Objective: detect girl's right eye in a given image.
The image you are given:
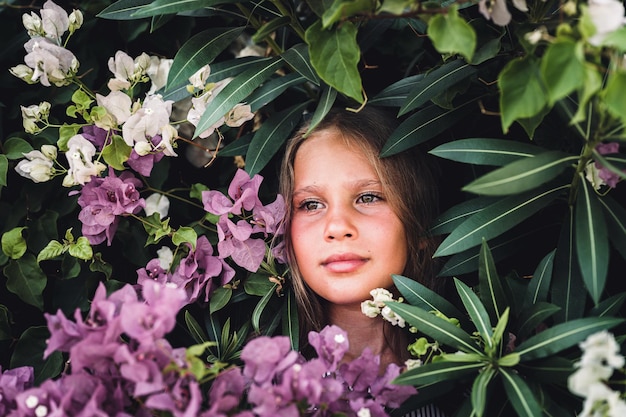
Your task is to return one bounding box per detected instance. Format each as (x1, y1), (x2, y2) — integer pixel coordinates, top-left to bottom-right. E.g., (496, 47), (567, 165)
(298, 200), (323, 211)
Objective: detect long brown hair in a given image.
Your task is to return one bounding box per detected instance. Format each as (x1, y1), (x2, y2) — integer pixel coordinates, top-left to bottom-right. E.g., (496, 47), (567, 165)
(279, 106), (440, 360)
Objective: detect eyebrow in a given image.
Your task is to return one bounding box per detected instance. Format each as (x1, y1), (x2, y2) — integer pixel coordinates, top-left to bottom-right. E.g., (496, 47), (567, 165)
(292, 179), (383, 198)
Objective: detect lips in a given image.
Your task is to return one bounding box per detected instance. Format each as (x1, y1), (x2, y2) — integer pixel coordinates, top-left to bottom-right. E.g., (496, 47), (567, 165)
(321, 253), (368, 273)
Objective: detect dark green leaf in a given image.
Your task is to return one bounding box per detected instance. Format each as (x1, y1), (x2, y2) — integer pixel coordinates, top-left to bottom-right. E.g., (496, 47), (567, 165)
(386, 302), (482, 354)
(454, 278), (494, 349)
(4, 137), (34, 160)
(252, 16), (292, 43)
(195, 58), (284, 135)
(589, 292), (626, 317)
(431, 197), (498, 235)
(252, 283), (278, 332)
(219, 133), (252, 157)
(500, 368), (543, 417)
(305, 20), (363, 103)
(247, 73), (306, 112)
(478, 240), (507, 322)
(516, 316), (624, 361)
(4, 255), (46, 310)
(434, 183), (568, 257)
(393, 360), (484, 386)
(209, 286), (232, 313)
(524, 249), (555, 307)
(97, 0), (153, 19)
(597, 194), (626, 261)
(167, 27), (244, 90)
(283, 289), (299, 351)
(185, 310), (209, 343)
(305, 83), (337, 135)
(471, 365), (496, 417)
(516, 301), (561, 340)
(0, 155), (7, 188)
(132, 0), (240, 17)
(10, 326), (63, 385)
(517, 356), (574, 385)
(575, 174), (609, 305)
(463, 151), (576, 196)
(244, 273), (276, 296)
(429, 138), (541, 166)
(370, 74), (424, 107)
(381, 102), (471, 157)
(246, 101), (309, 176)
(399, 60), (476, 116)
(0, 305), (11, 341)
(281, 43), (320, 85)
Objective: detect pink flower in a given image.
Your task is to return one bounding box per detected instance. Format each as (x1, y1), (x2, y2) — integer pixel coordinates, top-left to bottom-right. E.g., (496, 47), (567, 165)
(595, 142), (623, 189)
(216, 215), (266, 272)
(202, 169), (263, 216)
(76, 168), (145, 245)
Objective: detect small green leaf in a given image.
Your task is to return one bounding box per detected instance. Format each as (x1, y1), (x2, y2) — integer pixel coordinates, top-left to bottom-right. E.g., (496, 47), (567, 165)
(209, 286), (232, 313)
(321, 0), (374, 28)
(602, 69), (626, 126)
(185, 310), (209, 343)
(4, 137), (34, 160)
(2, 227), (27, 260)
(471, 365), (495, 416)
(252, 16), (292, 43)
(189, 183), (209, 201)
(524, 249), (555, 307)
(244, 273), (276, 296)
(101, 134), (131, 170)
(305, 84), (337, 135)
(4, 255), (46, 310)
(172, 227), (198, 250)
(0, 155), (7, 187)
(427, 5), (476, 62)
(540, 39), (585, 105)
(462, 151), (576, 196)
(498, 55), (548, 133)
(500, 368), (542, 417)
(37, 240), (66, 263)
(252, 283), (278, 332)
(68, 237), (93, 261)
(305, 20), (363, 103)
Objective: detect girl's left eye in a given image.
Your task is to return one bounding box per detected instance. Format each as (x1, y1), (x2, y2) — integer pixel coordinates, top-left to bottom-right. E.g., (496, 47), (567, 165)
(357, 193), (382, 204)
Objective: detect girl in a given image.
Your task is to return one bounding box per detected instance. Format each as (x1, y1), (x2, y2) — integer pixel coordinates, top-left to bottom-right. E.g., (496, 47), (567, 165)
(279, 105), (442, 375)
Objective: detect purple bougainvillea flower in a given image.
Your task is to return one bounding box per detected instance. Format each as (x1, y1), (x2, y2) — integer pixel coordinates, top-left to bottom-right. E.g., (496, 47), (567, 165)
(252, 194), (286, 236)
(0, 366), (34, 416)
(241, 335), (300, 384)
(145, 375), (202, 417)
(216, 215), (266, 272)
(202, 169), (263, 216)
(206, 368), (247, 414)
(308, 325), (349, 372)
(126, 135), (165, 177)
(81, 125), (110, 150)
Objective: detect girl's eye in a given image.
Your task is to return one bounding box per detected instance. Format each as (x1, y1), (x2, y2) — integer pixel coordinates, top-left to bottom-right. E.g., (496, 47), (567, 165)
(298, 200), (323, 211)
(357, 193), (382, 204)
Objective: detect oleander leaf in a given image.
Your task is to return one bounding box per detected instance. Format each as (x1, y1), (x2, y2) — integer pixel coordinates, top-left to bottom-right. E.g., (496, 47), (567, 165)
(429, 138), (541, 166)
(500, 368), (542, 417)
(393, 360), (484, 386)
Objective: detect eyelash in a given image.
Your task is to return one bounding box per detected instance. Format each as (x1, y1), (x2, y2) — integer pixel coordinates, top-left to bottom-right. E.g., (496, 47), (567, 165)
(296, 192), (383, 212)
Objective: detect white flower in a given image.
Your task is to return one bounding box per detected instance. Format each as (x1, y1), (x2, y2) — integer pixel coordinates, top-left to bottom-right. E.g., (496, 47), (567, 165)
(587, 0), (626, 46)
(15, 150), (54, 183)
(40, 0), (69, 42)
(134, 141), (153, 156)
(41, 145), (57, 160)
(370, 288), (394, 303)
(478, 0), (512, 26)
(23, 38), (78, 87)
(22, 12), (44, 38)
(361, 300), (381, 318)
(9, 64), (36, 84)
(147, 56), (173, 94)
(122, 94), (173, 147)
(357, 408), (371, 417)
(236, 44), (265, 58)
(188, 64), (211, 90)
(20, 102), (51, 134)
(381, 305), (406, 327)
(568, 365), (613, 397)
(225, 103), (254, 128)
(157, 246), (174, 269)
(157, 124), (178, 157)
(64, 134), (106, 186)
(107, 51), (151, 91)
(68, 10), (83, 34)
(579, 330), (625, 370)
(144, 193), (170, 219)
(585, 161), (606, 190)
(404, 358), (423, 370)
(96, 91), (132, 128)
(579, 382), (622, 417)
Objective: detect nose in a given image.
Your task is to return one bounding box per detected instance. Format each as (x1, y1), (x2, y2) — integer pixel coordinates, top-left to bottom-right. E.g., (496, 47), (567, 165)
(324, 207), (356, 241)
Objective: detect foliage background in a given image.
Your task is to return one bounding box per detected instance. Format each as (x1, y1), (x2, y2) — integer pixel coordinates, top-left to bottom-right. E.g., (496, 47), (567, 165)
(1, 0), (625, 415)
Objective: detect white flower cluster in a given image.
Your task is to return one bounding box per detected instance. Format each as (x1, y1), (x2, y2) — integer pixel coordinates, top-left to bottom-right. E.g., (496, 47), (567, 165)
(14, 145), (58, 183)
(587, 0), (626, 46)
(568, 331), (626, 417)
(360, 288), (406, 328)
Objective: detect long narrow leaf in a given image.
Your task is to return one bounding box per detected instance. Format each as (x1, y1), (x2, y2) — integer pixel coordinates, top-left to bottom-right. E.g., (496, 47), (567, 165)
(516, 301), (561, 340)
(589, 292), (626, 317)
(251, 283), (278, 332)
(500, 368), (543, 417)
(392, 275), (467, 328)
(166, 27), (244, 89)
(399, 60), (476, 115)
(132, 0), (239, 17)
(381, 101), (472, 157)
(185, 310), (208, 343)
(369, 74), (425, 107)
(195, 58), (284, 136)
(281, 43), (320, 85)
(597, 194), (626, 261)
(385, 302), (482, 354)
(247, 73), (306, 112)
(97, 0), (153, 19)
(517, 356), (574, 385)
(429, 138), (541, 166)
(516, 316), (624, 361)
(454, 278), (494, 349)
(478, 240), (507, 321)
(463, 151), (576, 196)
(471, 365), (496, 417)
(431, 196), (498, 236)
(434, 183), (569, 257)
(552, 206), (586, 323)
(524, 249), (555, 308)
(282, 288), (299, 351)
(393, 360), (484, 386)
(575, 173), (609, 305)
(204, 310), (222, 357)
(246, 101), (309, 175)
(305, 84), (337, 135)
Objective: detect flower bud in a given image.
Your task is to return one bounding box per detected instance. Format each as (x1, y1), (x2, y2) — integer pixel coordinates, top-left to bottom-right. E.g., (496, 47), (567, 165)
(69, 10), (83, 34)
(41, 145), (58, 160)
(134, 141), (153, 156)
(22, 12), (43, 37)
(9, 64), (35, 84)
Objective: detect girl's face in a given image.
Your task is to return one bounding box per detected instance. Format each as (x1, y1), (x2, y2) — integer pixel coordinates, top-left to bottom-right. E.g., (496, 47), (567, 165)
(290, 127), (408, 307)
